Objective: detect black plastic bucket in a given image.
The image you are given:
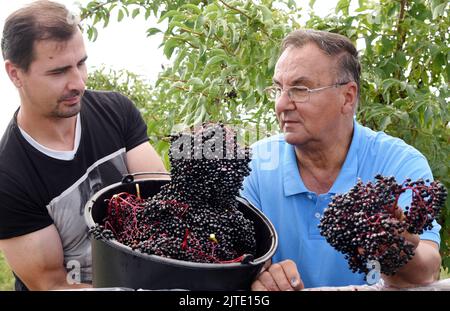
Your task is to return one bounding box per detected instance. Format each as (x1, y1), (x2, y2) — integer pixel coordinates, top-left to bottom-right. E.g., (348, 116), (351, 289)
(84, 175), (277, 290)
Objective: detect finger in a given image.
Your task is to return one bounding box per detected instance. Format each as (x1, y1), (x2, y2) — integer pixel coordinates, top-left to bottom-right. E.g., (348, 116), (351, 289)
(257, 270), (280, 291)
(251, 279), (268, 291)
(280, 260), (304, 290)
(270, 260), (304, 291)
(393, 207), (405, 220)
(267, 263), (292, 291)
(401, 231), (420, 249)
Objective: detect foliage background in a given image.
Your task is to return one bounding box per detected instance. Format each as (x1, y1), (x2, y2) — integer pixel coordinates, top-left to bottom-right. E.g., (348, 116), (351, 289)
(0, 0), (448, 290)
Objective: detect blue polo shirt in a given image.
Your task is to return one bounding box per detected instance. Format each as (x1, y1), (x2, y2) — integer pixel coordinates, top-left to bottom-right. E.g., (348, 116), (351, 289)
(241, 121), (441, 288)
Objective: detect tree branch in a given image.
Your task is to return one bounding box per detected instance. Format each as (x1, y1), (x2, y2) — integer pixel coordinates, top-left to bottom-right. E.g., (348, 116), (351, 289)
(80, 0), (118, 21)
(394, 0), (408, 79)
(396, 0), (408, 52)
(217, 0), (252, 19)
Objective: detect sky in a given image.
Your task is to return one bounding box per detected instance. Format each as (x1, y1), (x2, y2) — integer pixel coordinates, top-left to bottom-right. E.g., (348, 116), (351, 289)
(0, 0), (339, 136)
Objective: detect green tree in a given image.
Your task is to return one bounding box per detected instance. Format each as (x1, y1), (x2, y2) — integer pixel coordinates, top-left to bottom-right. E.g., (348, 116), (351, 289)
(81, 0), (449, 268)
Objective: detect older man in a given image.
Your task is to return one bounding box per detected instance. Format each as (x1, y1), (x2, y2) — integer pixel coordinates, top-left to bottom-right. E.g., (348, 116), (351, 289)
(242, 29), (441, 291)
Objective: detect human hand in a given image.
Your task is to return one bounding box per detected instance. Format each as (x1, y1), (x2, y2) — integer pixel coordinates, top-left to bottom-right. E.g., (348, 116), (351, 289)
(251, 259), (304, 291)
(393, 208), (420, 249)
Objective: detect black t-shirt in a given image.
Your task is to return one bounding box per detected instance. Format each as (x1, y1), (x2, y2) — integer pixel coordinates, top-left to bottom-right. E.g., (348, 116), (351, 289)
(0, 90), (149, 289)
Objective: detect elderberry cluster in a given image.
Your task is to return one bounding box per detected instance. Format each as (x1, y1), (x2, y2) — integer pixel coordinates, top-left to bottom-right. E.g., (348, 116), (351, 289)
(91, 123), (256, 264)
(318, 175), (447, 276)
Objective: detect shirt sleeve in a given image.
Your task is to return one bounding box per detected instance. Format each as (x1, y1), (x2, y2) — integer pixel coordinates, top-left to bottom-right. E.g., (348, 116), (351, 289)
(0, 172), (53, 239)
(114, 92), (149, 152)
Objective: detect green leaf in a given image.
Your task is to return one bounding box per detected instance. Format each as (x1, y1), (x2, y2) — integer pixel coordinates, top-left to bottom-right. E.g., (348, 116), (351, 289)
(424, 105), (433, 125)
(335, 0), (350, 14)
(145, 8), (152, 20)
(87, 26), (98, 41)
(159, 10), (181, 23)
(396, 111), (409, 122)
(118, 9), (124, 22)
(405, 85), (416, 98)
(146, 27), (162, 37)
(132, 8), (140, 19)
(258, 5), (273, 22)
(432, 3), (447, 19)
(394, 52), (407, 68)
(206, 55), (225, 66)
(256, 73), (266, 95)
(188, 77), (204, 88)
(210, 49), (228, 57)
(194, 14), (205, 31)
(163, 38), (179, 59)
(446, 61), (450, 82)
(102, 14), (110, 28)
(193, 97), (207, 125)
(180, 3), (202, 15)
(379, 115), (392, 130)
(382, 78), (398, 92)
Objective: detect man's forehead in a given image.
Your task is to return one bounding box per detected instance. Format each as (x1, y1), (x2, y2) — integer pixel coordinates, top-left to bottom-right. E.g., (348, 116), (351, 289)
(278, 44), (333, 65)
(32, 32), (85, 62)
(274, 44), (336, 82)
(34, 39), (69, 56)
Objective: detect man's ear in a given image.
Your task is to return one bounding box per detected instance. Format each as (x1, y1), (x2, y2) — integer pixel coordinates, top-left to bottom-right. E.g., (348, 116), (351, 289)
(5, 60), (23, 88)
(341, 81), (358, 115)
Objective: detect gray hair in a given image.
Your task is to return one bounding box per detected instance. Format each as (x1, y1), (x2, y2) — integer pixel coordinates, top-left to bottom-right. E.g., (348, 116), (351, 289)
(281, 29), (361, 99)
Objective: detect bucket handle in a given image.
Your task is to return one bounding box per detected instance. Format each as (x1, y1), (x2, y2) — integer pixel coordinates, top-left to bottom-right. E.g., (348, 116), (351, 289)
(121, 172), (170, 184)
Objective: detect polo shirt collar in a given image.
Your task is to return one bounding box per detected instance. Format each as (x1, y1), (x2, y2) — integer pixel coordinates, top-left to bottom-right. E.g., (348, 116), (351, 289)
(282, 119), (361, 197)
(282, 142), (309, 196)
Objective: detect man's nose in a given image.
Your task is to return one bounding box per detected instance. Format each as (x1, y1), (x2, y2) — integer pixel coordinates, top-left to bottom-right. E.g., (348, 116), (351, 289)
(275, 91), (296, 112)
(67, 68), (86, 91)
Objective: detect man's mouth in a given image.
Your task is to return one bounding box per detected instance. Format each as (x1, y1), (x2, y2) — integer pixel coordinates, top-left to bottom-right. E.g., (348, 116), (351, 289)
(60, 96), (80, 105)
(58, 91), (82, 105)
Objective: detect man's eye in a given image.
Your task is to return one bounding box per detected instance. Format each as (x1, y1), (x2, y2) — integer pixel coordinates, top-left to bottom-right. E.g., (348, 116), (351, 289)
(50, 69), (66, 75)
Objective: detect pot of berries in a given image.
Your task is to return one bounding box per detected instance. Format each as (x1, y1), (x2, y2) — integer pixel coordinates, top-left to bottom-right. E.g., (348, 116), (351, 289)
(85, 124), (278, 290)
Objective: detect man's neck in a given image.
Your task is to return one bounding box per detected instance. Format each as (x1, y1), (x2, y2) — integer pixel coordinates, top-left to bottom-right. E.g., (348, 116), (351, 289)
(17, 108), (78, 151)
(295, 122), (354, 194)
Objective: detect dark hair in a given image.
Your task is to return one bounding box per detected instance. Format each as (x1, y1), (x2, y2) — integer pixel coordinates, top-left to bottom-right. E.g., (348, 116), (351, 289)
(281, 29), (361, 99)
(1, 0), (79, 71)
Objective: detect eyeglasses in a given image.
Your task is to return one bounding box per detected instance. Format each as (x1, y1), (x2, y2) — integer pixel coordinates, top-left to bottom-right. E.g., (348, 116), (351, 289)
(265, 82), (350, 103)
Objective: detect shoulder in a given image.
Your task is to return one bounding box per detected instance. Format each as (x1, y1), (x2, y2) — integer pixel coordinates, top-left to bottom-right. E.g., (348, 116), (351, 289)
(0, 119), (25, 173)
(356, 123), (425, 160)
(81, 90), (138, 125)
(82, 90), (133, 108)
(355, 122), (431, 179)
